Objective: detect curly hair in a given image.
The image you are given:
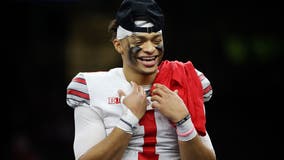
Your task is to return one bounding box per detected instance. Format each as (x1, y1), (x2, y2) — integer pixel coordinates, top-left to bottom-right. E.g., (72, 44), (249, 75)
(108, 19), (119, 41)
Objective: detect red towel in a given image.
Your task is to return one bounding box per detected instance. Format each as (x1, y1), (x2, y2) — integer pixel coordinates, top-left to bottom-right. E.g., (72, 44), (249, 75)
(150, 60), (206, 136)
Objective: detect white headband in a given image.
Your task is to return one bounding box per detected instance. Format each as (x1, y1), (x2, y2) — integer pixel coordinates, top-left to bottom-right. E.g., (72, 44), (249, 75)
(116, 20), (162, 40)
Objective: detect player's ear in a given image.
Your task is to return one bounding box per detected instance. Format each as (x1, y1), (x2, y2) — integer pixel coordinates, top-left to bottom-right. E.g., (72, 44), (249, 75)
(113, 39), (123, 54)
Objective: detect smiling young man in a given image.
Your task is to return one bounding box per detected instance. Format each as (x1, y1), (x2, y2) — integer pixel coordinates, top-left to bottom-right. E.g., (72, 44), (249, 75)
(66, 0), (216, 160)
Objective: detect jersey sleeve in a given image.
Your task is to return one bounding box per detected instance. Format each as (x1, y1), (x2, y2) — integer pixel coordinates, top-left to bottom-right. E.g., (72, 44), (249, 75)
(73, 106), (106, 159)
(66, 73), (90, 108)
(195, 69), (213, 102)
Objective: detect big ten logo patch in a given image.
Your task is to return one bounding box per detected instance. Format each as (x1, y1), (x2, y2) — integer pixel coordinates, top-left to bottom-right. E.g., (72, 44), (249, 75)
(108, 97), (120, 104)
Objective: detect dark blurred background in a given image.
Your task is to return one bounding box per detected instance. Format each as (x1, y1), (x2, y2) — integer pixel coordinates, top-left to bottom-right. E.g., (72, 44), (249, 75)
(9, 0), (283, 160)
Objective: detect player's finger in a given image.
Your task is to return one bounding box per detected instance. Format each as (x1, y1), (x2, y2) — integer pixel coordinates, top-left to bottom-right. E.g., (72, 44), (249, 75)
(174, 89), (178, 94)
(151, 95), (162, 103)
(154, 83), (172, 93)
(151, 100), (160, 109)
(131, 81), (139, 93)
(152, 87), (167, 97)
(138, 85), (145, 96)
(118, 89), (126, 98)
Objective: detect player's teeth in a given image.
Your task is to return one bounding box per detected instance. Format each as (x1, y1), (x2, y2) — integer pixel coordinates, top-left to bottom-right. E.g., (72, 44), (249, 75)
(142, 57), (155, 60)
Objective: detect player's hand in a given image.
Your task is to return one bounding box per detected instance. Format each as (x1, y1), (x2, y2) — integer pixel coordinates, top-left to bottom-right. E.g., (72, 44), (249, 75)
(118, 81), (147, 119)
(151, 83), (189, 123)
